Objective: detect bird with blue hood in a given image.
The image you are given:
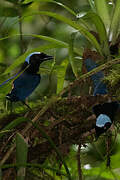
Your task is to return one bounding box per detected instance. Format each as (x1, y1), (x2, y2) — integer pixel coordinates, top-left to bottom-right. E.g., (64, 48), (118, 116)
(6, 52), (53, 105)
(83, 49), (120, 139)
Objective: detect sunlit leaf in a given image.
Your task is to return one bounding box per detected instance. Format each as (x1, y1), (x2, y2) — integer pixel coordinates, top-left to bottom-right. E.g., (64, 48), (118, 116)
(94, 0), (111, 29)
(29, 34), (68, 47)
(82, 12), (110, 57)
(56, 59), (68, 94)
(87, 0), (96, 12)
(83, 161), (120, 179)
(69, 32), (82, 78)
(109, 0), (120, 43)
(23, 0), (76, 16)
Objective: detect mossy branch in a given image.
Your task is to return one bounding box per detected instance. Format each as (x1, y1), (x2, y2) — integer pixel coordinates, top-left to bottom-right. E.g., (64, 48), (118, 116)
(60, 57), (120, 96)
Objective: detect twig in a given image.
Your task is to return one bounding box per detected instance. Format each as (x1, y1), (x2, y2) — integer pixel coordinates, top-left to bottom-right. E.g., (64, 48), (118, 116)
(0, 97), (58, 164)
(21, 96), (58, 135)
(0, 145), (15, 165)
(18, 4), (24, 54)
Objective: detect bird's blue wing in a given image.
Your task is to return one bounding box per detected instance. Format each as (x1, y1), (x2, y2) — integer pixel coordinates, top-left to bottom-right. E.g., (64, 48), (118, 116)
(9, 73), (40, 101)
(84, 58), (108, 95)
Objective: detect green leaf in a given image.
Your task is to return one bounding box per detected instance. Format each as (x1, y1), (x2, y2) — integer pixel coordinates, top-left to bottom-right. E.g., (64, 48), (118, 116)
(109, 0), (120, 43)
(0, 34), (68, 48)
(83, 165), (118, 179)
(1, 163), (67, 177)
(0, 34), (82, 82)
(24, 11), (103, 55)
(82, 12), (110, 57)
(48, 71), (57, 95)
(87, 0), (96, 12)
(69, 32), (80, 78)
(0, 7), (18, 17)
(22, 0), (34, 3)
(29, 34), (68, 47)
(56, 59), (69, 94)
(16, 133), (28, 180)
(39, 60), (68, 96)
(111, 153), (120, 169)
(23, 0), (76, 16)
(94, 0), (111, 29)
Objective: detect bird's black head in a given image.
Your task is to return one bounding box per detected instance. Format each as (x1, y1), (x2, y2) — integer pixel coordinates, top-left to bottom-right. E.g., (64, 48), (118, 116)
(110, 43), (119, 56)
(21, 52), (53, 74)
(29, 52), (53, 64)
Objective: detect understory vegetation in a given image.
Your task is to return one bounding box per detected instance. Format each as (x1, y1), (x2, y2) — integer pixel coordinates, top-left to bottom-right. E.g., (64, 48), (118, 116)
(0, 0), (120, 179)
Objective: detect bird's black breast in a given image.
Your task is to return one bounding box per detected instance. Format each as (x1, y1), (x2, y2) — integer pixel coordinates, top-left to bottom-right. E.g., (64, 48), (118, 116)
(93, 101), (120, 121)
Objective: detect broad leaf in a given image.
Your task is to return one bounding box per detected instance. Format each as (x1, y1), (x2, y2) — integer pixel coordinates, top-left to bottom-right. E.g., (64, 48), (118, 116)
(23, 0), (76, 16)
(25, 11), (103, 55)
(69, 32), (81, 78)
(0, 34), (68, 48)
(22, 0), (33, 3)
(16, 133), (28, 180)
(0, 7), (18, 17)
(56, 59), (69, 94)
(29, 34), (68, 47)
(94, 0), (111, 29)
(109, 0), (120, 43)
(82, 12), (110, 57)
(87, 0), (96, 12)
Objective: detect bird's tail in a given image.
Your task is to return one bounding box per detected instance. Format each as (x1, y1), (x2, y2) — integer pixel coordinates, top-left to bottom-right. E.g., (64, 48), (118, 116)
(0, 72), (20, 87)
(0, 63), (30, 87)
(84, 58), (108, 95)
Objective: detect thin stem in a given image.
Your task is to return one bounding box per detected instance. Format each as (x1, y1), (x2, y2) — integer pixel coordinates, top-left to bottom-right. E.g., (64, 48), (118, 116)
(106, 134), (111, 167)
(18, 4), (24, 54)
(77, 145), (83, 180)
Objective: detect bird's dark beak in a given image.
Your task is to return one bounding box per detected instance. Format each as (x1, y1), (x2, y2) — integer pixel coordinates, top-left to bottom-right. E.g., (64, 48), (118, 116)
(44, 55), (53, 61)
